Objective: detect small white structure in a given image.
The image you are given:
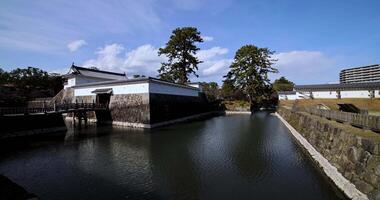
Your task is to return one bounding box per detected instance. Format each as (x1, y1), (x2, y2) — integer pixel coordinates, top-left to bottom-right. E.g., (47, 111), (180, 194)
(63, 64), (200, 97)
(63, 65), (127, 89)
(73, 78), (200, 98)
(293, 82), (380, 99)
(278, 91), (297, 100)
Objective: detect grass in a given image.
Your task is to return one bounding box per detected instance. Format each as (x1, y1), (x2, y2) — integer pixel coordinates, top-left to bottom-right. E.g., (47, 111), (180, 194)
(280, 99), (380, 112)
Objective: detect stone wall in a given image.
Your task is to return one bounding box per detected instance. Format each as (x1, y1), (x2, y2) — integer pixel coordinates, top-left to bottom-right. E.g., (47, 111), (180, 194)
(0, 113), (66, 140)
(278, 108), (380, 199)
(75, 93), (213, 127)
(108, 94), (150, 124)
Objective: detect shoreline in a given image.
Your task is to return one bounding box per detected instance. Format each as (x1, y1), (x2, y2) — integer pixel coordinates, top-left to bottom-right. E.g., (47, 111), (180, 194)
(275, 112), (368, 200)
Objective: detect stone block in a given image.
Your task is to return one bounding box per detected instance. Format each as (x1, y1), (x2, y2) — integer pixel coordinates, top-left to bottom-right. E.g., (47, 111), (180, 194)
(354, 179), (374, 194)
(348, 146), (359, 163)
(370, 189), (380, 200)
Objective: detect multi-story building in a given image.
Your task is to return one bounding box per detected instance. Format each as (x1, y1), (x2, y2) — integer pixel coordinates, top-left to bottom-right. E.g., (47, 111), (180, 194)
(340, 64), (380, 84)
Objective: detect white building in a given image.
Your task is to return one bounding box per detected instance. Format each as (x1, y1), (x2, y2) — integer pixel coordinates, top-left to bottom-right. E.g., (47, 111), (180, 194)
(340, 64), (380, 84)
(293, 82), (380, 100)
(63, 65), (127, 89)
(60, 65), (209, 128)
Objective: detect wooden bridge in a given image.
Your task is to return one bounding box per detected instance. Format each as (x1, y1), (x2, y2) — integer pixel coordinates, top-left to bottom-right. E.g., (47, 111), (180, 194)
(0, 102), (108, 126)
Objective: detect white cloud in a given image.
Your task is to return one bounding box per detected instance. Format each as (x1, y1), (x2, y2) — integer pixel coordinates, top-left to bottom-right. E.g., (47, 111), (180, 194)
(202, 59), (232, 76)
(83, 43), (125, 72)
(202, 35), (214, 42)
(198, 47), (228, 61)
(83, 43), (166, 76)
(272, 50), (338, 84)
(197, 47), (232, 81)
(67, 40), (87, 52)
(123, 44), (167, 75)
(83, 43), (231, 80)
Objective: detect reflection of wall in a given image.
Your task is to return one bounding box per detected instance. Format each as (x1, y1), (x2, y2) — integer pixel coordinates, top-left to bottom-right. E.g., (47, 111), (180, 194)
(0, 113), (66, 139)
(149, 93), (209, 124)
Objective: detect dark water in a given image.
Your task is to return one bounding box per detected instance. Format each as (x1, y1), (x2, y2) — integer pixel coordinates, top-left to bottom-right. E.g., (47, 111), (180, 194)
(0, 112), (342, 200)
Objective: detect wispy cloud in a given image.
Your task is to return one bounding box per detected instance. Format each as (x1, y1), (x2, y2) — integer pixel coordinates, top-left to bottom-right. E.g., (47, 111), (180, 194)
(67, 40), (87, 52)
(202, 35), (214, 42)
(83, 43), (165, 76)
(0, 0), (161, 53)
(272, 51), (338, 84)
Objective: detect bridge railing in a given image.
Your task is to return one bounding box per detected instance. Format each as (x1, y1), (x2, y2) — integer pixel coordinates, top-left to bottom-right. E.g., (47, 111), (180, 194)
(304, 107), (380, 132)
(0, 102), (108, 116)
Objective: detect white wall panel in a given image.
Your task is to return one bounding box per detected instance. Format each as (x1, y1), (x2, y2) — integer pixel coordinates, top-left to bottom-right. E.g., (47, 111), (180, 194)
(74, 83), (149, 96)
(149, 82), (199, 97)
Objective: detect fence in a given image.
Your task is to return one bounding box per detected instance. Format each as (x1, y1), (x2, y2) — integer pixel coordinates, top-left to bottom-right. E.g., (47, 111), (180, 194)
(305, 107), (380, 132)
(0, 102), (108, 116)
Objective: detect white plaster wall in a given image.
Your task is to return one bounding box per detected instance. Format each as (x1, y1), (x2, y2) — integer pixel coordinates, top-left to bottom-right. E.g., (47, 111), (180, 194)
(294, 89), (380, 99)
(375, 90), (380, 98)
(279, 94), (297, 100)
(340, 90), (371, 98)
(64, 78), (76, 89)
(296, 91), (312, 99)
(75, 83), (149, 96)
(150, 82), (199, 97)
(74, 82), (199, 97)
(312, 91), (337, 99)
(287, 94), (297, 100)
(188, 83), (203, 92)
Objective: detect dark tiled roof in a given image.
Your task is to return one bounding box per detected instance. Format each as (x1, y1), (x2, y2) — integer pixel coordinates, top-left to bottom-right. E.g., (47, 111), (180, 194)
(91, 88), (113, 94)
(295, 82), (380, 91)
(72, 65), (125, 76)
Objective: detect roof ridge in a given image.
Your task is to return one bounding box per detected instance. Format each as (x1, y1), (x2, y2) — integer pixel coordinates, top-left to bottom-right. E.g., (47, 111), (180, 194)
(72, 65), (125, 76)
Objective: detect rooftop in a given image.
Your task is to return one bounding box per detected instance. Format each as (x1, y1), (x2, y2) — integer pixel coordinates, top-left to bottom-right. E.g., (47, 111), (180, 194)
(63, 64), (127, 80)
(295, 82), (380, 91)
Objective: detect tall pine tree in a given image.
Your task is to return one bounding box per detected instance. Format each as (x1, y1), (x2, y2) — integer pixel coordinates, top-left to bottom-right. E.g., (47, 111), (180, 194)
(225, 45), (277, 108)
(158, 27), (203, 84)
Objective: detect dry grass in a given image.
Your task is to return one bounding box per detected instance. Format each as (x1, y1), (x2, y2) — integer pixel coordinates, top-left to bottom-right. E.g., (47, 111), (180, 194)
(280, 99), (380, 112)
(223, 100), (250, 111)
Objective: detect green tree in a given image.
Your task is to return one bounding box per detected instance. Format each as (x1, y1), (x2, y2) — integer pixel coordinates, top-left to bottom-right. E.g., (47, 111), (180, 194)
(9, 67), (49, 89)
(224, 45), (277, 107)
(0, 68), (11, 84)
(0, 67), (64, 106)
(221, 80), (246, 100)
(158, 27), (203, 84)
(202, 82), (219, 102)
(132, 74), (146, 78)
(272, 76), (294, 91)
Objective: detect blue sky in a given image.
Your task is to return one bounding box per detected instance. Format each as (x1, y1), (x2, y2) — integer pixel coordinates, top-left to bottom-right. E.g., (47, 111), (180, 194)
(1, 0), (379, 85)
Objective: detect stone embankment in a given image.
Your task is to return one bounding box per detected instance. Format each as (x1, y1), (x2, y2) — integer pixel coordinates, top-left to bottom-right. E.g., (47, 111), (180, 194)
(278, 107), (380, 200)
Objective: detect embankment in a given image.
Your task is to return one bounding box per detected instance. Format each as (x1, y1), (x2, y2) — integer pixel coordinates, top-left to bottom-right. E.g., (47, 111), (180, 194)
(0, 113), (66, 140)
(278, 107), (380, 200)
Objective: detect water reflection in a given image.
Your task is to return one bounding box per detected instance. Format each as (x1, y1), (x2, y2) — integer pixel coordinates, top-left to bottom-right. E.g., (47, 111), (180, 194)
(0, 112), (343, 200)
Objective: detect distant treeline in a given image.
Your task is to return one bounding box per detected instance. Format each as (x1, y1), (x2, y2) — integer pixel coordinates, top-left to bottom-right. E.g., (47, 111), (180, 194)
(0, 67), (64, 106)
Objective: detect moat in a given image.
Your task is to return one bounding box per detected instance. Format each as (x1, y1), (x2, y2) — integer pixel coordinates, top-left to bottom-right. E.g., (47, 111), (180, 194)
(0, 112), (343, 200)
